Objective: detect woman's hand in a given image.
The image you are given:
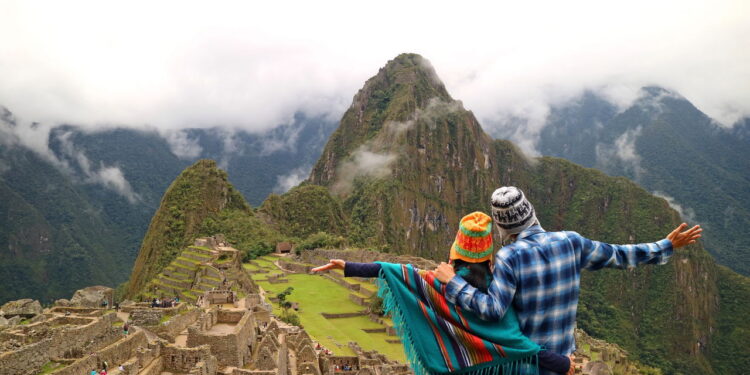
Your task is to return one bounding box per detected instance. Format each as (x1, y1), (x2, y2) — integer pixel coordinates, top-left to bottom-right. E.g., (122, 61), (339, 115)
(434, 262), (456, 283)
(311, 259), (346, 272)
(567, 354), (576, 375)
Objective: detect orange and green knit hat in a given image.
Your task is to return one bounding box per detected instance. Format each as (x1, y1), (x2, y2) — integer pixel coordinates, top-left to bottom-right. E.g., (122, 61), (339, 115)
(449, 211), (494, 263)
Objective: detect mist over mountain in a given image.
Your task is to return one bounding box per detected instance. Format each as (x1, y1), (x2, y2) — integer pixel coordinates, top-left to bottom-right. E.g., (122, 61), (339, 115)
(0, 108), (335, 304)
(496, 87), (750, 275)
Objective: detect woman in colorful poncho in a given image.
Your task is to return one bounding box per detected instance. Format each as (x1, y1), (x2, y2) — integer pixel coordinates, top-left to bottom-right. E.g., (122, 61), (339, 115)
(312, 212), (572, 375)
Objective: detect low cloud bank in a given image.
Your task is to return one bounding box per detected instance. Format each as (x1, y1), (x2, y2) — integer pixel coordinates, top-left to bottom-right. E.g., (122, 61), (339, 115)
(0, 113), (140, 203)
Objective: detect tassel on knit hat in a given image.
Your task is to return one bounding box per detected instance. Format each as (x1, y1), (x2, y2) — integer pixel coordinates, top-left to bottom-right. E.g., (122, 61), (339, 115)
(449, 212), (494, 263)
(491, 186), (538, 243)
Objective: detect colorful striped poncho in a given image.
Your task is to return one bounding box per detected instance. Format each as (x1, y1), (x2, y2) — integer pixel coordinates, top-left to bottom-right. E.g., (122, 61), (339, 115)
(376, 262), (540, 375)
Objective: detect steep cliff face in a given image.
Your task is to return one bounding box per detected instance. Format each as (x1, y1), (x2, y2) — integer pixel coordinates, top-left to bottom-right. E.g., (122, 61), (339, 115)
(126, 159), (251, 297)
(303, 53), (744, 374)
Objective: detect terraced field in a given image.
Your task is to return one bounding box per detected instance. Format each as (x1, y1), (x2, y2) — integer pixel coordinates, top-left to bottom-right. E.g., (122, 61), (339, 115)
(244, 255), (405, 362)
(141, 245), (225, 303)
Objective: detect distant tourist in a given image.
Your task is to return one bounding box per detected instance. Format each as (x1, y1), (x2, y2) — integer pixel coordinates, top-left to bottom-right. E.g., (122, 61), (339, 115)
(91, 369), (97, 375)
(103, 360), (108, 371)
(118, 364), (125, 372)
(123, 322), (129, 335)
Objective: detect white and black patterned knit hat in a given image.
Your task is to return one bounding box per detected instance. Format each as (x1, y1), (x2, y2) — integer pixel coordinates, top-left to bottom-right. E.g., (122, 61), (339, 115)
(490, 186), (538, 243)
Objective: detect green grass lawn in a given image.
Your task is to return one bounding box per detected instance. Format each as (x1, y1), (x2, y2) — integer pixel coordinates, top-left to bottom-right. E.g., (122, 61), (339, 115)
(256, 273), (405, 362)
(36, 361), (65, 375)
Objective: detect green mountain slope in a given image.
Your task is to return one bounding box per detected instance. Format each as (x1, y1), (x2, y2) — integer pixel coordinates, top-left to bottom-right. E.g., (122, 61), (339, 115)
(127, 159), (254, 297)
(533, 89), (750, 276)
(298, 53), (748, 374)
(258, 184), (348, 239)
(0, 146), (132, 303)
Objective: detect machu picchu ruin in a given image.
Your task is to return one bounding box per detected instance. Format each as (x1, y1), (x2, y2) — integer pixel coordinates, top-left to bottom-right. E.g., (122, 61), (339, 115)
(0, 237), (413, 375)
(0, 234), (660, 375)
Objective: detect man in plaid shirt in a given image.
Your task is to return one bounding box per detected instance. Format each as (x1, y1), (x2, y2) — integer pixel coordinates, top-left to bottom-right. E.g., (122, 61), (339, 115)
(435, 186), (702, 374)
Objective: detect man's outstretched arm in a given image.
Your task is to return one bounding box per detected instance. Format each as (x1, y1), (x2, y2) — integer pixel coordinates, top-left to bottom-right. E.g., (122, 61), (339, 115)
(578, 223), (702, 270)
(435, 257), (516, 321)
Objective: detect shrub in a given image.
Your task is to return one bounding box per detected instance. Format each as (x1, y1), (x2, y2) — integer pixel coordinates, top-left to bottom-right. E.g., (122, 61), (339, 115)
(295, 232), (346, 254)
(281, 313), (301, 326)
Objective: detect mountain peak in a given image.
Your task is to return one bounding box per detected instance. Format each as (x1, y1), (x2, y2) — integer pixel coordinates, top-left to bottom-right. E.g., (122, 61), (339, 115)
(309, 54), (475, 187)
(373, 53), (450, 98)
(126, 158), (249, 297)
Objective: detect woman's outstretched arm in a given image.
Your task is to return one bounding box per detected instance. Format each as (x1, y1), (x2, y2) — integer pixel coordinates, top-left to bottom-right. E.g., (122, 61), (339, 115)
(311, 259), (381, 278)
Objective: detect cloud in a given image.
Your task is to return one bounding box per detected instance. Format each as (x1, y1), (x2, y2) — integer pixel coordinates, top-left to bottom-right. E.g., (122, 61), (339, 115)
(55, 131), (141, 203)
(595, 126), (644, 180)
(0, 112), (141, 203)
(273, 165), (312, 194)
(331, 146), (398, 195)
(0, 159), (10, 175)
(653, 191), (698, 223)
(0, 1), (746, 153)
(162, 129), (203, 160)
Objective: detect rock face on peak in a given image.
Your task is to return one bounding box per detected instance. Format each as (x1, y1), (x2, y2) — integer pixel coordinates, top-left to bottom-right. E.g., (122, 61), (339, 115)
(298, 54), (750, 374)
(310, 53), (460, 187)
(126, 159), (251, 297)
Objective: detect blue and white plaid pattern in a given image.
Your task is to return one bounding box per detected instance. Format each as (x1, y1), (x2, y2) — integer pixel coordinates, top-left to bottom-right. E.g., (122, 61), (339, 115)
(446, 225), (673, 371)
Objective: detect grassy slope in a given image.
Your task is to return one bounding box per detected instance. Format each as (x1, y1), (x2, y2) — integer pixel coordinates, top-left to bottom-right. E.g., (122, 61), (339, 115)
(248, 256), (405, 362)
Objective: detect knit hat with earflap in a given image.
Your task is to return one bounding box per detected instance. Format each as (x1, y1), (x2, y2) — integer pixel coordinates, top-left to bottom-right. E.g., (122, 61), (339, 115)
(449, 212), (494, 263)
(491, 186), (538, 243)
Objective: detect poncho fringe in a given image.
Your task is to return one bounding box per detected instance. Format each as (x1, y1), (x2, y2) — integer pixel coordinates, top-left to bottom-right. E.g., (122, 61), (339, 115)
(376, 262), (539, 375)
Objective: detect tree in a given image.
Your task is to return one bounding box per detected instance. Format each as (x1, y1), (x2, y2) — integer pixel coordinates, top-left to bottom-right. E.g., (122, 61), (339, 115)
(275, 287), (300, 326)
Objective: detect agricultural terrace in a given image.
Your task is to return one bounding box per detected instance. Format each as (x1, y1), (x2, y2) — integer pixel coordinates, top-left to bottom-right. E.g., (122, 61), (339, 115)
(244, 255), (405, 362)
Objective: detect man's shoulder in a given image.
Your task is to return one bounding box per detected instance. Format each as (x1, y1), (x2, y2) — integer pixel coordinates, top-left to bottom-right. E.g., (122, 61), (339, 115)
(528, 229), (581, 243)
(498, 231), (581, 258)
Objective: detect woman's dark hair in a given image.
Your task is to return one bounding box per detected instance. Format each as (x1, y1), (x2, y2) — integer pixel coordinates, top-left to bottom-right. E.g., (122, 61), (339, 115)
(452, 259), (492, 293)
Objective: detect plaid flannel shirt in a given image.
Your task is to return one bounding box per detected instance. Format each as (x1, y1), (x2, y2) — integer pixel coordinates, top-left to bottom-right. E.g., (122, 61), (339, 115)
(445, 225), (673, 369)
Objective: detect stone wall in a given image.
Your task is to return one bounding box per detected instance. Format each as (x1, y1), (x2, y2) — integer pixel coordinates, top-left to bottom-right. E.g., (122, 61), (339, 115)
(138, 356), (164, 375)
(321, 312), (367, 319)
(277, 333), (289, 375)
(54, 330), (148, 375)
(218, 310), (245, 324)
(161, 343), (216, 374)
(278, 259), (313, 274)
(232, 369), (275, 375)
(187, 310), (256, 367)
(130, 309), (165, 326)
(323, 274), (361, 292)
(0, 337), (51, 375)
(0, 311), (123, 375)
(129, 303), (187, 326)
(48, 306), (104, 316)
(121, 302), (186, 313)
(149, 308), (202, 342)
(348, 294), (367, 307)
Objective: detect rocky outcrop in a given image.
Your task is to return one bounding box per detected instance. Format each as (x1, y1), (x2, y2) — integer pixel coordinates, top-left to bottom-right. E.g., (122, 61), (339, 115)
(0, 299), (42, 318)
(69, 286), (113, 308)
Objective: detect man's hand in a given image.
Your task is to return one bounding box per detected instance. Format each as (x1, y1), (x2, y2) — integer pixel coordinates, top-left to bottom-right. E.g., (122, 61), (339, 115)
(311, 259), (345, 272)
(434, 262), (456, 284)
(667, 223), (702, 248)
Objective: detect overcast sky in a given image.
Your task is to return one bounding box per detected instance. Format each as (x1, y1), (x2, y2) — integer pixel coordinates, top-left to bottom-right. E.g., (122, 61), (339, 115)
(1, 0), (748, 139)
